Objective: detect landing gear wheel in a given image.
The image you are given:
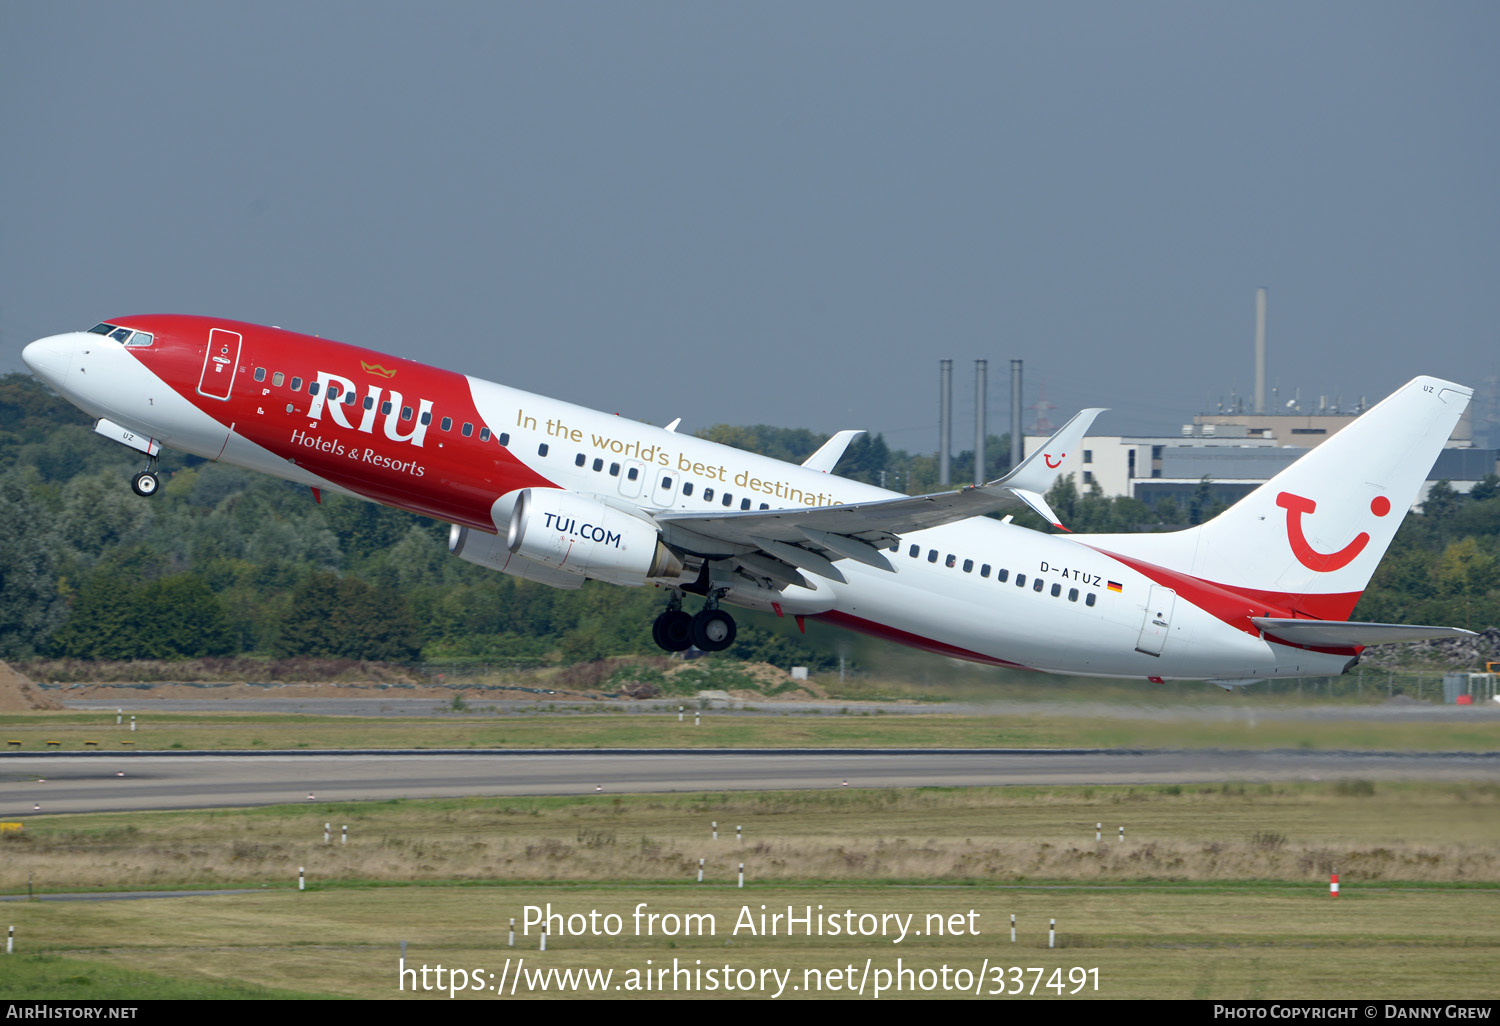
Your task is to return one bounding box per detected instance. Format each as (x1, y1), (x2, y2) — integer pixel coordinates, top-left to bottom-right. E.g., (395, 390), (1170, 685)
(690, 609), (737, 652)
(130, 471), (161, 497)
(652, 610), (694, 652)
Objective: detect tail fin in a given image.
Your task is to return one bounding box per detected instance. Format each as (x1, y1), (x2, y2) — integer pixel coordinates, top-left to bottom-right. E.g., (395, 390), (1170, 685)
(1091, 376), (1471, 620)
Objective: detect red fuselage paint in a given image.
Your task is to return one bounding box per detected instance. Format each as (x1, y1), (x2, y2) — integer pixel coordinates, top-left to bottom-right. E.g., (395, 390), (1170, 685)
(116, 314), (555, 529)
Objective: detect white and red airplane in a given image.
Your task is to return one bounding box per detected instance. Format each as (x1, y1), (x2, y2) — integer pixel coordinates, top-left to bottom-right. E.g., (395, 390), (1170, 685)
(22, 315), (1475, 685)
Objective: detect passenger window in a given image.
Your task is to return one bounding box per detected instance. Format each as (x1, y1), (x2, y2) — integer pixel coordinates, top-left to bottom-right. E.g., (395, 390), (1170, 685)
(703, 488), (714, 502)
(479, 427), (490, 440)
(462, 423), (473, 436)
(759, 503), (769, 510)
(662, 477), (673, 490)
(254, 368), (267, 382)
(592, 458), (604, 472)
(380, 400), (392, 415)
(945, 554), (956, 568)
(441, 417), (453, 431)
(290, 377), (303, 392)
(997, 568), (1009, 582)
(740, 498), (751, 510)
(927, 550), (938, 563)
(401, 406), (412, 421)
(1068, 588), (1079, 602)
(909, 545), (920, 558)
(722, 493), (733, 507)
(609, 462), (620, 477)
(363, 396), (375, 410)
(683, 483), (694, 496)
(538, 443), (548, 456)
(499, 433), (509, 445)
(344, 392), (357, 406)
(981, 564), (991, 577)
(1016, 574), (1026, 587)
(1051, 583), (1061, 597)
(308, 382), (320, 396)
(273, 372), (285, 387)
(575, 453), (586, 467)
(327, 384), (341, 399)
(962, 559), (973, 573)
(1086, 593), (1096, 607)
(628, 467), (639, 481)
(1033, 578), (1044, 592)
(420, 412), (432, 426)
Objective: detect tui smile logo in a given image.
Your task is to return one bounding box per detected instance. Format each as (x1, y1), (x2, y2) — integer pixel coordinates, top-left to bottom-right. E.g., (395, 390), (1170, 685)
(1276, 491), (1391, 572)
(1044, 453), (1063, 469)
(361, 361), (397, 378)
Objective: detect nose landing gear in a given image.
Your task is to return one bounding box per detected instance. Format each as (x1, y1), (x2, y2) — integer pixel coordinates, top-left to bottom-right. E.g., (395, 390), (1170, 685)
(130, 456), (161, 497)
(652, 591), (737, 653)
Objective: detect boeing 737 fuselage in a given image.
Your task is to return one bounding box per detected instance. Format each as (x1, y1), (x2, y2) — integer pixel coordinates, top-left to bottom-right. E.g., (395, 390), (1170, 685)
(22, 315), (1476, 686)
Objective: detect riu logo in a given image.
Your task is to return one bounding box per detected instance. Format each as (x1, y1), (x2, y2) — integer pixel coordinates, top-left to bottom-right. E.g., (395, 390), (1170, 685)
(1277, 491), (1391, 572)
(306, 371), (434, 447)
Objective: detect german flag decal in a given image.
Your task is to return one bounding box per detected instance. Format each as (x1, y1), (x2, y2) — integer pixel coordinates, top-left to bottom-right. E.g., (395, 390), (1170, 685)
(1107, 581), (1123, 593)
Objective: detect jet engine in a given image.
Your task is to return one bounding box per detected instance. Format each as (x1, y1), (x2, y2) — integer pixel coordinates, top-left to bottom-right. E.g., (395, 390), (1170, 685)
(505, 489), (683, 586)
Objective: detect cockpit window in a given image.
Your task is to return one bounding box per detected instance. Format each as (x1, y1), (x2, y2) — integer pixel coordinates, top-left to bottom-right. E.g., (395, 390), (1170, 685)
(94, 325), (153, 346)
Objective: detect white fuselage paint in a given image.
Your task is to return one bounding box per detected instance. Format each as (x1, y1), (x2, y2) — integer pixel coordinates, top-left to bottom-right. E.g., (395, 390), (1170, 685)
(464, 374), (1345, 680)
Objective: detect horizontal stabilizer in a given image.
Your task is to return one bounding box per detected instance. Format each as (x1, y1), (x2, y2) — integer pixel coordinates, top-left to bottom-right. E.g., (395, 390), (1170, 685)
(1252, 618), (1477, 647)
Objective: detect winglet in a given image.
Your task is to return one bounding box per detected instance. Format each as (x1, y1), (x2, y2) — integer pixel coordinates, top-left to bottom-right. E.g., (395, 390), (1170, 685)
(664, 418), (681, 433)
(995, 408), (1106, 494)
(802, 429), (866, 473)
(1011, 488), (1068, 531)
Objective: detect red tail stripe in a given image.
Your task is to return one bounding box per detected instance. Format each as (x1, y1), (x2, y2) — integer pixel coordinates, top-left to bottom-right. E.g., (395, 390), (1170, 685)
(1093, 547), (1363, 639)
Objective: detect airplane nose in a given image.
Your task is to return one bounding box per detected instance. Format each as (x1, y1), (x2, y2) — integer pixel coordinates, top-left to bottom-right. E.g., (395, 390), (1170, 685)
(22, 333), (78, 388)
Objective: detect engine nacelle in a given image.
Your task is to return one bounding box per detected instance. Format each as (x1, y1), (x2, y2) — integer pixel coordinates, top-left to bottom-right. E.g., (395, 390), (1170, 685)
(507, 489), (683, 586)
(448, 523), (585, 589)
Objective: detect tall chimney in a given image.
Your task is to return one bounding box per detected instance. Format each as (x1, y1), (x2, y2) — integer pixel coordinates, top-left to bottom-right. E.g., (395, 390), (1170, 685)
(1255, 287), (1267, 415)
(939, 359), (952, 486)
(1010, 359), (1023, 471)
(974, 359), (987, 485)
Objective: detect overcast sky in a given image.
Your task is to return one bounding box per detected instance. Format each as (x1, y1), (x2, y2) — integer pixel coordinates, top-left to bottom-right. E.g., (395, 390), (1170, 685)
(2, 2), (1496, 445)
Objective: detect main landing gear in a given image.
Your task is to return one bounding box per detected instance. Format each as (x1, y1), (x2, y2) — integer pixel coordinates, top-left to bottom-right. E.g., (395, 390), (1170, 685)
(652, 592), (737, 653)
(129, 456), (161, 498)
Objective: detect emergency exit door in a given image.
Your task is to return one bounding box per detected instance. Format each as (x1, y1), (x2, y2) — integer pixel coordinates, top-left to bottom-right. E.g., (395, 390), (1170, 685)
(1135, 584), (1176, 656)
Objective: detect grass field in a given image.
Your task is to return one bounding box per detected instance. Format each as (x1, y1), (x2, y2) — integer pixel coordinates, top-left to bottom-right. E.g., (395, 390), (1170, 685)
(3, 783), (1497, 999)
(2, 708), (1497, 752)
(5, 784), (1498, 895)
(6, 884), (1497, 999)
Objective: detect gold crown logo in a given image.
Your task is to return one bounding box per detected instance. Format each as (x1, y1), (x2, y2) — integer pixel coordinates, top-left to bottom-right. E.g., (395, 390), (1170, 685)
(361, 361), (397, 378)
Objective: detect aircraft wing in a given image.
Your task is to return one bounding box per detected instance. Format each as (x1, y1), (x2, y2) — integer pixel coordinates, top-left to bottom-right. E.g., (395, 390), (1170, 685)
(1251, 618), (1478, 647)
(654, 407), (1106, 584)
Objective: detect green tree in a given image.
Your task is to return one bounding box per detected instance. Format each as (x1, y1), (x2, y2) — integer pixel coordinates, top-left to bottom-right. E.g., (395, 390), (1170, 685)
(274, 572), (421, 661)
(0, 469), (67, 656)
(1422, 480), (1461, 519)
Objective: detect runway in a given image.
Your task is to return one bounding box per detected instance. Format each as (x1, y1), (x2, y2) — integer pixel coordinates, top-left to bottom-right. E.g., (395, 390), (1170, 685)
(3, 748), (1496, 815)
